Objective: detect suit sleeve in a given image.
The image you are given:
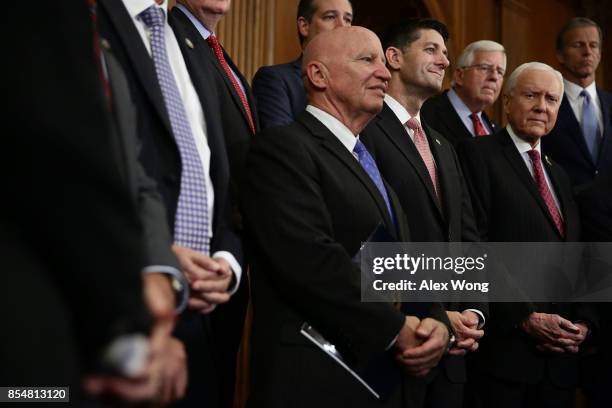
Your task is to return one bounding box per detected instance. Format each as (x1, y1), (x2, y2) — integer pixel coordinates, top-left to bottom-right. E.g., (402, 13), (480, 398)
(242, 129), (405, 364)
(252, 66), (296, 130)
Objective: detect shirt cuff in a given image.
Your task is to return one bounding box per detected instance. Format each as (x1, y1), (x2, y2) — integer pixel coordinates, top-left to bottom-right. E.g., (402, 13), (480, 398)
(101, 334), (149, 378)
(142, 265), (189, 314)
(212, 251), (242, 296)
(386, 334), (399, 351)
(464, 309), (486, 329)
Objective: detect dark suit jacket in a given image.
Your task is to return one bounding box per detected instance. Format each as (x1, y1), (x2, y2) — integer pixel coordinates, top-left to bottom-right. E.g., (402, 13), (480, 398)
(252, 56), (308, 130)
(171, 7), (258, 187)
(458, 129), (590, 387)
(421, 90), (497, 148)
(2, 1), (149, 398)
(541, 89), (612, 189)
(361, 104), (484, 386)
(243, 111), (411, 407)
(98, 2), (242, 406)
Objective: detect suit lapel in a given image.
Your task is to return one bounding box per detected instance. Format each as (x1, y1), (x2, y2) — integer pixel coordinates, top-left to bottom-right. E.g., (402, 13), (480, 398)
(542, 155), (571, 239)
(298, 113), (395, 230)
(596, 87), (612, 166)
(439, 92), (473, 140)
(558, 94), (594, 165)
(377, 105), (442, 213)
(99, 0), (172, 134)
(499, 131), (563, 236)
(424, 124), (451, 220)
(481, 111), (497, 134)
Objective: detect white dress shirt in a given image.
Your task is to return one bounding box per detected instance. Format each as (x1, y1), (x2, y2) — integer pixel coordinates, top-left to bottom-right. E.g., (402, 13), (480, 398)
(507, 125), (563, 216)
(447, 88), (493, 136)
(121, 0), (241, 291)
(306, 105), (361, 157)
(564, 79), (604, 134)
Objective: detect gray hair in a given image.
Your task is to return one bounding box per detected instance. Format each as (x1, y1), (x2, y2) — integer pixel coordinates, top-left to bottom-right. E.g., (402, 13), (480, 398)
(503, 62), (564, 96)
(451, 40), (506, 86)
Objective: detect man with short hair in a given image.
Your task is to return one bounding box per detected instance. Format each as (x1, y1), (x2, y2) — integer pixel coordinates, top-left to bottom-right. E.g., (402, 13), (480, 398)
(252, 0), (353, 130)
(459, 62), (594, 408)
(243, 26), (451, 407)
(421, 40), (505, 147)
(542, 17), (612, 189)
(361, 19), (485, 408)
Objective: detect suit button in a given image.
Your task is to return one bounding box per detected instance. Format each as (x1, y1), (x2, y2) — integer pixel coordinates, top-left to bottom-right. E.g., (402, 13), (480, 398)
(595, 170), (599, 175)
(163, 174), (178, 186)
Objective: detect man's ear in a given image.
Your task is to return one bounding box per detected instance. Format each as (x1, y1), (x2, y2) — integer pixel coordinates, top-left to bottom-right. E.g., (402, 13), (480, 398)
(297, 17), (310, 40)
(385, 47), (402, 71)
(454, 68), (465, 87)
(306, 61), (328, 90)
(502, 93), (511, 115)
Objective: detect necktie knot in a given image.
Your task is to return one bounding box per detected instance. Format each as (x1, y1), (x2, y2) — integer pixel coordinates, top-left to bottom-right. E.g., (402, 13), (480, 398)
(207, 34), (220, 48)
(139, 5), (165, 28)
(469, 112), (488, 137)
(580, 89), (591, 103)
(353, 139), (367, 156)
(527, 148), (541, 164)
(405, 117), (422, 132)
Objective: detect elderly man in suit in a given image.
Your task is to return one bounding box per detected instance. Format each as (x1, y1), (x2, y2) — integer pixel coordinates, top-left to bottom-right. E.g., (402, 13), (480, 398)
(252, 0), (353, 130)
(542, 17), (612, 189)
(421, 40), (505, 147)
(98, 1), (243, 406)
(243, 26), (452, 408)
(170, 1), (259, 405)
(361, 19), (485, 408)
(459, 62), (594, 408)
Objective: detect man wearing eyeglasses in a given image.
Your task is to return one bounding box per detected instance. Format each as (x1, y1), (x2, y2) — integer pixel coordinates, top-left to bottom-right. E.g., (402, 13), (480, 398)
(541, 17), (612, 189)
(421, 40), (506, 148)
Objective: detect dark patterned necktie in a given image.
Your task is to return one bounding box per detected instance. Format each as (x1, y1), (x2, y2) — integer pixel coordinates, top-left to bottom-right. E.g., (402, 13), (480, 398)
(527, 149), (564, 237)
(207, 34), (255, 134)
(469, 112), (488, 137)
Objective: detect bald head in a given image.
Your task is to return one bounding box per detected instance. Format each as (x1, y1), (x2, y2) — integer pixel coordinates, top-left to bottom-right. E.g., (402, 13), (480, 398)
(301, 26), (390, 134)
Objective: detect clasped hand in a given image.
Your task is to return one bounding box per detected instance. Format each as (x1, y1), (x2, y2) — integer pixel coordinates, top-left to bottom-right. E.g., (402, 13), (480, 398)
(394, 316), (449, 377)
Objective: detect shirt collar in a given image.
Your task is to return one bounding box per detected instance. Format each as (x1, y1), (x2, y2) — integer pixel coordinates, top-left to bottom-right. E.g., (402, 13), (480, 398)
(175, 3), (213, 39)
(384, 94), (421, 125)
(506, 124), (541, 155)
(306, 105), (358, 153)
(122, 0), (167, 21)
(448, 87), (481, 118)
(564, 78), (597, 102)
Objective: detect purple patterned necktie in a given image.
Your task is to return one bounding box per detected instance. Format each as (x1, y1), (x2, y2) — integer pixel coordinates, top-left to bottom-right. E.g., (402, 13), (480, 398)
(353, 139), (394, 222)
(140, 6), (209, 254)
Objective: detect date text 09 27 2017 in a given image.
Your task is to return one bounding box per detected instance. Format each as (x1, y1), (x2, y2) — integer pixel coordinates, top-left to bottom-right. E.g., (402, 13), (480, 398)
(0, 387), (69, 402)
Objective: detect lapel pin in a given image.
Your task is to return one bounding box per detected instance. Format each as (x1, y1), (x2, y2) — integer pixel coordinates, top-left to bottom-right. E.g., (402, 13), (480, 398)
(545, 155), (552, 166)
(185, 38), (194, 49)
(435, 138), (441, 145)
(100, 38), (111, 51)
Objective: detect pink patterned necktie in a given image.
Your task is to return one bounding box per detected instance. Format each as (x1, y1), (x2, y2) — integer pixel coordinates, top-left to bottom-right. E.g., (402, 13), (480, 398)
(406, 117), (440, 200)
(207, 35), (255, 134)
(527, 149), (565, 237)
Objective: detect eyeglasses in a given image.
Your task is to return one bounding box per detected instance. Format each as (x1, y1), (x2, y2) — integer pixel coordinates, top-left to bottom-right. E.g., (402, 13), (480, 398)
(463, 63), (505, 77)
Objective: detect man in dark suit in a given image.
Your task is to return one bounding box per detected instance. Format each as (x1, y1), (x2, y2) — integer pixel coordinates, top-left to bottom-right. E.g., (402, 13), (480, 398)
(170, 1), (257, 405)
(542, 17), (612, 189)
(243, 26), (452, 408)
(252, 0), (353, 130)
(2, 2), (184, 405)
(421, 40), (505, 148)
(576, 173), (612, 408)
(459, 62), (593, 408)
(361, 19), (485, 408)
(98, 1), (243, 406)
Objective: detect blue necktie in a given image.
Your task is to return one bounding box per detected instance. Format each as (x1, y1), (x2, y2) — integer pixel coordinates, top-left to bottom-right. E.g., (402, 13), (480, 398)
(140, 6), (210, 254)
(580, 89), (601, 162)
(353, 139), (394, 223)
